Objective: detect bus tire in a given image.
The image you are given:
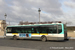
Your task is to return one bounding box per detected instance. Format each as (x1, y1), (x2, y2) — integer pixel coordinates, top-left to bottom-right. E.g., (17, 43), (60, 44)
(13, 35), (17, 40)
(41, 36), (47, 42)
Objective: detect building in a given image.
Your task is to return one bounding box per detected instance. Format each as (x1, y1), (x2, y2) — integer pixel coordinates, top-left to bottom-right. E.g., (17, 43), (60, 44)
(0, 20), (6, 36)
(67, 26), (75, 37)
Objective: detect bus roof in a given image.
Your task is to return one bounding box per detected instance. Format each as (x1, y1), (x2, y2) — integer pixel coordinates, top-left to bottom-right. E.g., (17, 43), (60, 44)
(7, 23), (63, 27)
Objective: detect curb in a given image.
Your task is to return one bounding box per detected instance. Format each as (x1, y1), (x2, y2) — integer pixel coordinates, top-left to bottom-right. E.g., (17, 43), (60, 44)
(0, 36), (6, 38)
(67, 37), (75, 40)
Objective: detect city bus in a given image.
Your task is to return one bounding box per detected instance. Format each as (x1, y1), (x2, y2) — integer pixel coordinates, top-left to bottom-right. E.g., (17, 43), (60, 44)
(6, 23), (67, 42)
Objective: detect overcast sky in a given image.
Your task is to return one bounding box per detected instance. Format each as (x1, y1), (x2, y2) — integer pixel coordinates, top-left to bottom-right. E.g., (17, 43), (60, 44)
(0, 0), (75, 26)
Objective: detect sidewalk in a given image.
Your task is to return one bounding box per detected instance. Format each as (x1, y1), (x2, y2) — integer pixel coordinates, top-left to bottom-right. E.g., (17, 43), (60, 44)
(67, 37), (75, 40)
(0, 46), (39, 50)
(0, 36), (6, 38)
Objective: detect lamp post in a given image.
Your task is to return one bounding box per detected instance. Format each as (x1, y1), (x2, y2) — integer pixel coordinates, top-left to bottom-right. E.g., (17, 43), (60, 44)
(4, 13), (7, 22)
(4, 13), (7, 26)
(38, 8), (41, 24)
(4, 13), (7, 37)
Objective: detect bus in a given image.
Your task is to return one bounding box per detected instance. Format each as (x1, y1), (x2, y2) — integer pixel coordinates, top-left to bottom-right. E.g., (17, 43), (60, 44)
(6, 23), (67, 42)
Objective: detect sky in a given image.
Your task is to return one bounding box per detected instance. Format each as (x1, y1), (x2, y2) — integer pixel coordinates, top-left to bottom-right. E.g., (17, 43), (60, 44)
(0, 0), (75, 26)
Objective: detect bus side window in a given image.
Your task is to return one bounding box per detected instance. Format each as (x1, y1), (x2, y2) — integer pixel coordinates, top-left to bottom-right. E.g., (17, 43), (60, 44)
(52, 27), (57, 33)
(35, 28), (39, 33)
(58, 25), (62, 33)
(27, 28), (31, 33)
(22, 29), (24, 33)
(31, 28), (34, 33)
(48, 28), (53, 33)
(47, 27), (57, 33)
(31, 28), (36, 33)
(16, 30), (19, 33)
(7, 27), (12, 33)
(24, 28), (27, 33)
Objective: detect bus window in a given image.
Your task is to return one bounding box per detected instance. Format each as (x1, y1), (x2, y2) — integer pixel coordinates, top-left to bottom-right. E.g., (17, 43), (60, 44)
(31, 28), (35, 33)
(35, 27), (47, 33)
(37, 27), (44, 33)
(7, 27), (12, 33)
(32, 28), (34, 30)
(52, 27), (57, 33)
(48, 26), (57, 33)
(24, 28), (31, 33)
(58, 25), (62, 33)
(41, 27), (47, 33)
(15, 29), (20, 33)
(36, 29), (39, 33)
(23, 27), (36, 33)
(64, 24), (67, 31)
(47, 28), (52, 33)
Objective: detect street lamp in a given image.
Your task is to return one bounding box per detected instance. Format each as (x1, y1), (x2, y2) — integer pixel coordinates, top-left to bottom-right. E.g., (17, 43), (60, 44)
(38, 8), (41, 24)
(4, 13), (7, 37)
(4, 13), (7, 22)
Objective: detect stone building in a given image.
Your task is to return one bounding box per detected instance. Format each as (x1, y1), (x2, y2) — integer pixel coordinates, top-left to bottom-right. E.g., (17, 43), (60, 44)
(67, 26), (75, 37)
(0, 20), (6, 36)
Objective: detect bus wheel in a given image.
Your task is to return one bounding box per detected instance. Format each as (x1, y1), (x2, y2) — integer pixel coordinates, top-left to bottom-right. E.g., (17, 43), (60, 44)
(13, 35), (17, 40)
(41, 36), (47, 42)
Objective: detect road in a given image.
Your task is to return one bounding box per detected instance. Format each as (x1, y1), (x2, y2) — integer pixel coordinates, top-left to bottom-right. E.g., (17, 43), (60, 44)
(0, 38), (75, 50)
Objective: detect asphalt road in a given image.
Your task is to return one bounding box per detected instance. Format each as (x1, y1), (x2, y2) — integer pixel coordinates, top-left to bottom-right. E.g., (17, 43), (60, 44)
(0, 38), (75, 50)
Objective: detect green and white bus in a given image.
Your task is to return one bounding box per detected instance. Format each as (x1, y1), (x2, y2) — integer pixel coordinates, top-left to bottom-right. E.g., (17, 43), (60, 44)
(6, 23), (67, 41)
